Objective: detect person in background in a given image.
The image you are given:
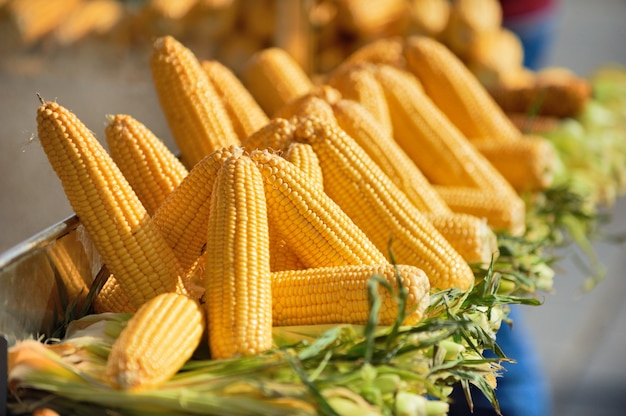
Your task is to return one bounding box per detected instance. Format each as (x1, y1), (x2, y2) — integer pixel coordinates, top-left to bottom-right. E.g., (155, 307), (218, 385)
(448, 1), (561, 415)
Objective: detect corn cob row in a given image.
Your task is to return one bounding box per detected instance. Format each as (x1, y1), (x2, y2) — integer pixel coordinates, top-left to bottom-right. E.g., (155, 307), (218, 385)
(106, 292), (205, 391)
(204, 151), (273, 359)
(284, 142), (324, 189)
(150, 35), (239, 168)
(372, 63), (526, 234)
(241, 47), (315, 116)
(200, 59), (270, 141)
(293, 116), (476, 290)
(271, 264), (430, 326)
(36, 100), (186, 309)
(105, 114), (188, 216)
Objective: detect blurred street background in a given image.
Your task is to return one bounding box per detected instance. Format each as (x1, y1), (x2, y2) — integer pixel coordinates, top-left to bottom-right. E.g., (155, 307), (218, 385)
(1, 1), (626, 414)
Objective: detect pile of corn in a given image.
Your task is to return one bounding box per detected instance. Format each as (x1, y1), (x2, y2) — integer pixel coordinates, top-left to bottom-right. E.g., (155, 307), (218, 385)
(7, 30), (618, 415)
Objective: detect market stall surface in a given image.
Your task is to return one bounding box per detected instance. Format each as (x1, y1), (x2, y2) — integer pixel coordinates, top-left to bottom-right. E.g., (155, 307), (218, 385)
(1, 0), (626, 415)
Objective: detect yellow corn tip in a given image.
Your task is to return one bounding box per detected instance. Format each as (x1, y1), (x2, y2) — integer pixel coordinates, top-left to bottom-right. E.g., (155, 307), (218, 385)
(293, 116), (475, 291)
(326, 63), (393, 138)
(250, 149), (388, 268)
(241, 47), (315, 116)
(242, 117), (296, 154)
(473, 135), (558, 192)
(285, 142), (324, 189)
(153, 146), (234, 272)
(273, 85), (340, 122)
(36, 101), (183, 308)
(435, 186), (526, 236)
(106, 292), (205, 391)
(150, 35), (239, 169)
(204, 151), (273, 359)
(271, 264), (430, 327)
(201, 59), (270, 141)
(403, 35), (522, 143)
(93, 274), (135, 314)
(426, 213), (498, 264)
(105, 114), (188, 216)
(329, 97), (452, 216)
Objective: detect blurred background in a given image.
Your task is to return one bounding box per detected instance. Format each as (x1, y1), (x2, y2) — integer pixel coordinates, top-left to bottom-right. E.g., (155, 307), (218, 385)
(1, 0), (626, 414)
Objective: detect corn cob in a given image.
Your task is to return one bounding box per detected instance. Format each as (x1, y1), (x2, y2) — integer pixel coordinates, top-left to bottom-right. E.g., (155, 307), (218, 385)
(326, 63), (393, 138)
(152, 147), (233, 272)
(435, 186), (526, 236)
(106, 293), (204, 390)
(200, 59), (270, 141)
(7, 0), (83, 45)
(150, 35), (239, 168)
(46, 236), (91, 313)
(425, 213), (497, 264)
(241, 47), (315, 116)
(272, 264), (430, 326)
(93, 274), (134, 314)
(284, 142), (324, 189)
(406, 0), (451, 38)
(403, 35), (521, 143)
(37, 100), (185, 308)
(472, 135), (558, 192)
(293, 116), (475, 290)
(54, 0), (124, 45)
(105, 114), (188, 216)
(250, 149), (388, 268)
(204, 151), (273, 359)
(334, 0), (410, 40)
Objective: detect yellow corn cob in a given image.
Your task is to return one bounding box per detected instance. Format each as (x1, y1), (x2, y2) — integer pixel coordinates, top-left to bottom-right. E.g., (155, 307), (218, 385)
(293, 116), (475, 290)
(7, 0), (83, 44)
(105, 114), (188, 216)
(242, 117), (296, 153)
(152, 147), (233, 272)
(46, 237), (91, 312)
(54, 0), (124, 45)
(473, 135), (557, 192)
(93, 274), (134, 314)
(403, 35), (522, 143)
(106, 293), (205, 391)
(150, 35), (239, 168)
(328, 96), (452, 216)
(241, 47), (315, 116)
(335, 0), (410, 40)
(272, 264), (430, 326)
(284, 142), (324, 189)
(250, 149), (388, 268)
(435, 186), (526, 236)
(326, 63), (393, 138)
(37, 101), (185, 308)
(406, 0), (451, 38)
(372, 64), (526, 234)
(200, 59), (270, 141)
(426, 213), (497, 264)
(204, 151), (273, 359)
